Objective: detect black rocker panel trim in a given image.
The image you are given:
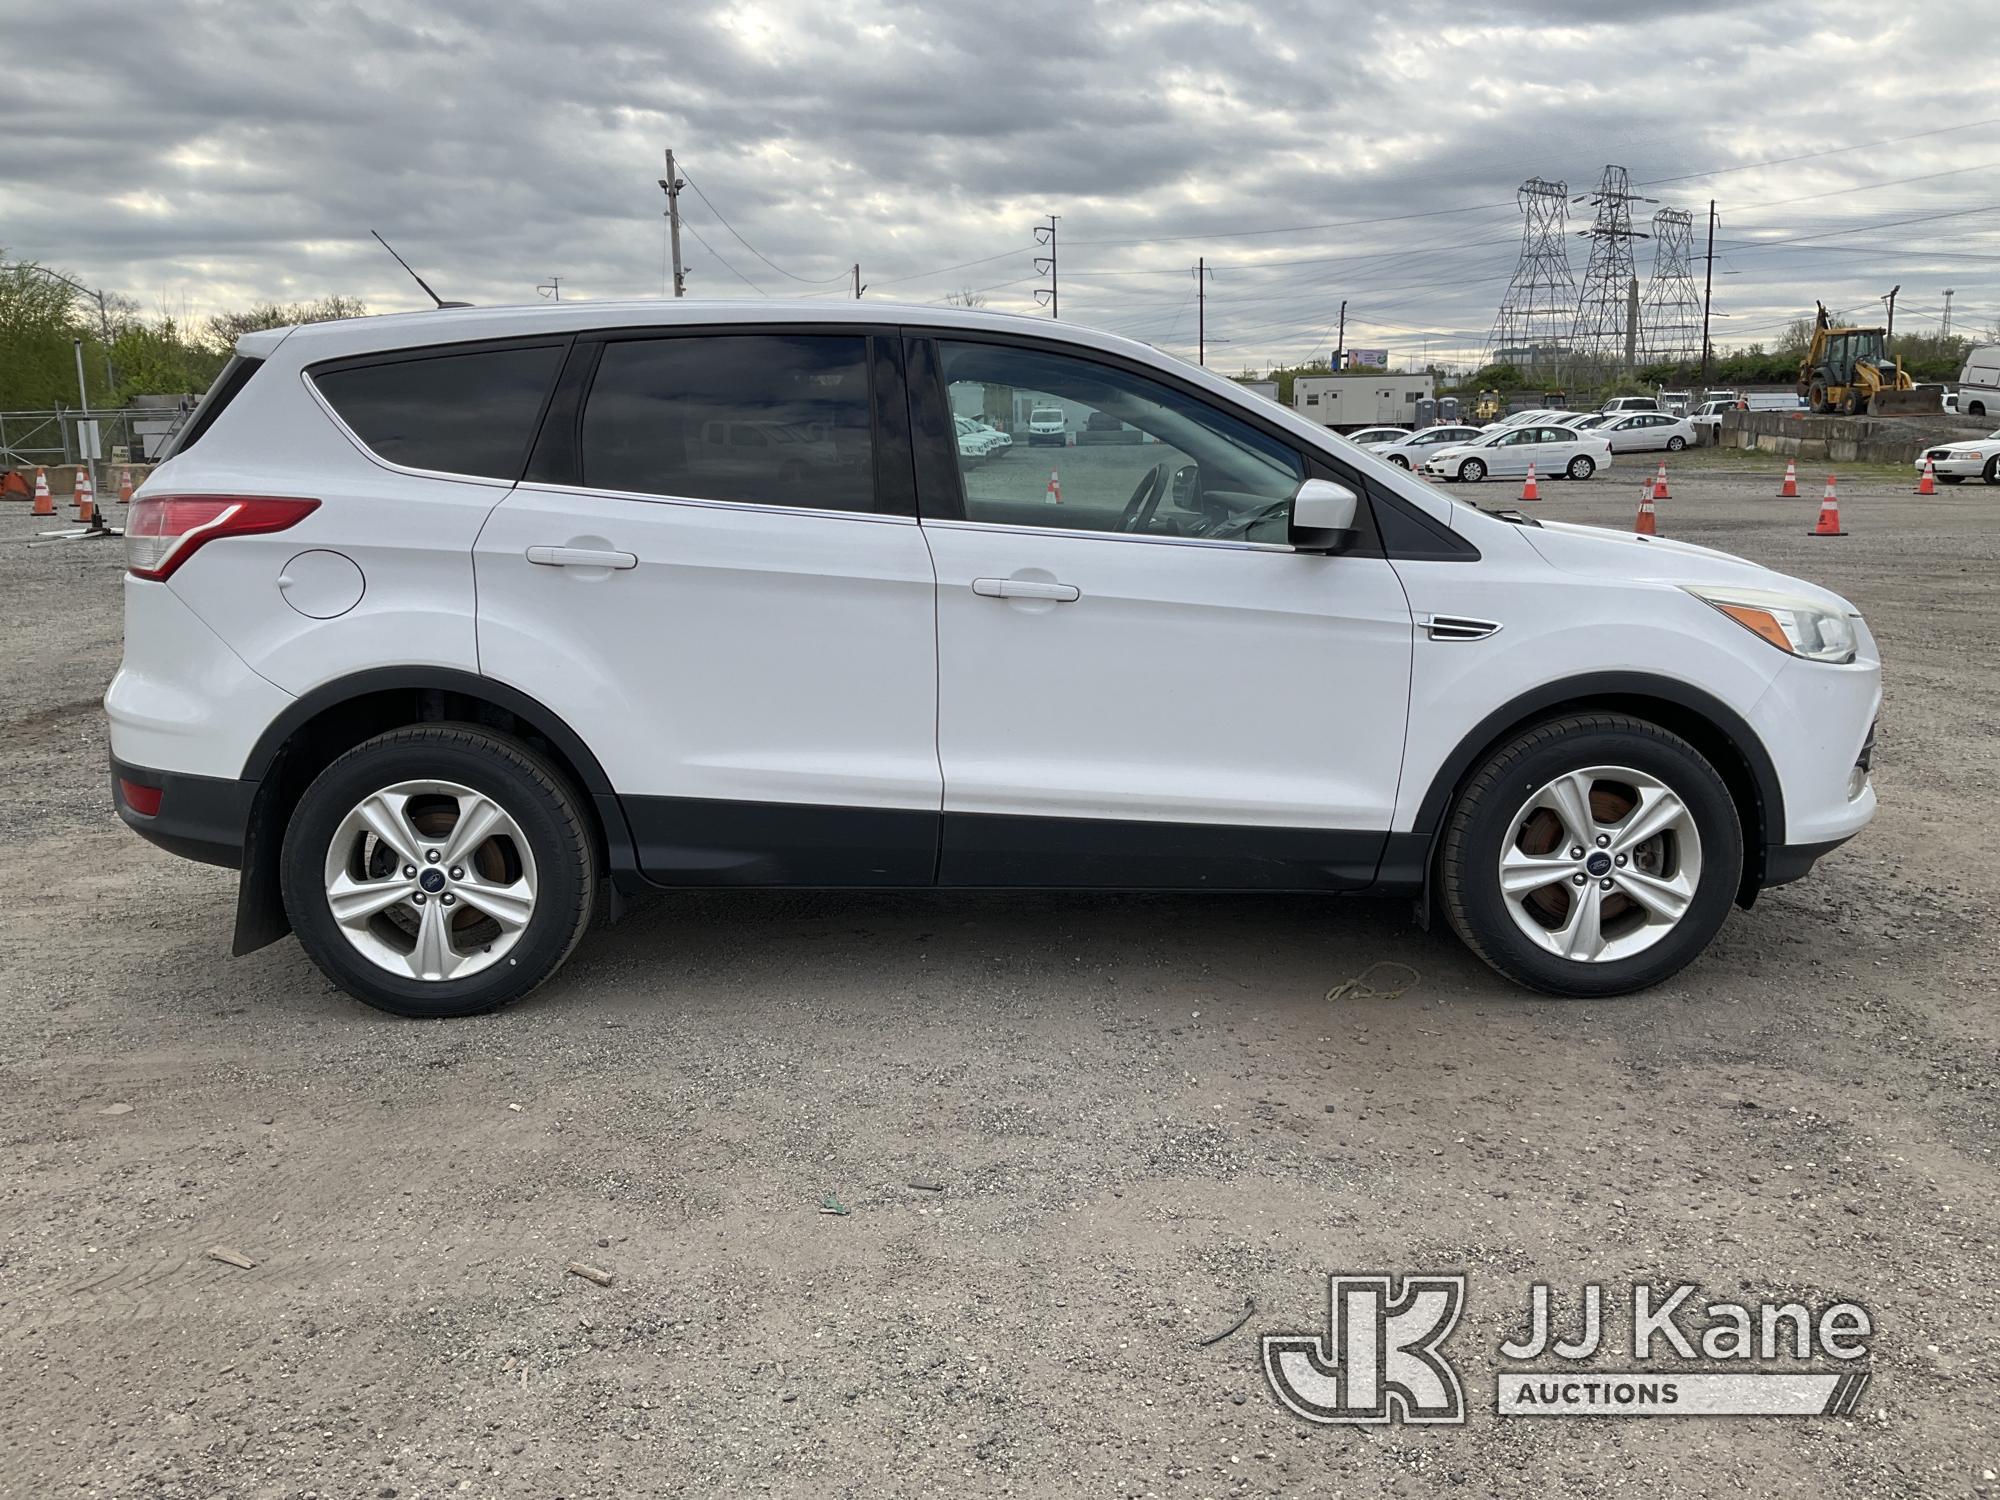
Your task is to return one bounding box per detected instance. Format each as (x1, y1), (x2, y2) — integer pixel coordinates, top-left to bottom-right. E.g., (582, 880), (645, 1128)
(622, 796), (940, 887)
(939, 812), (1384, 891)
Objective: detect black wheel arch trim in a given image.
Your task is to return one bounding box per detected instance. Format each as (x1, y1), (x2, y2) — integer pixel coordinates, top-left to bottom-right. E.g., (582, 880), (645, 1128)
(230, 668), (640, 955)
(243, 667), (617, 796)
(1390, 672), (1787, 906)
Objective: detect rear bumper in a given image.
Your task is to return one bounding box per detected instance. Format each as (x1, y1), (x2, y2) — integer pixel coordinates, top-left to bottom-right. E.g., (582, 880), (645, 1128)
(111, 758), (255, 869)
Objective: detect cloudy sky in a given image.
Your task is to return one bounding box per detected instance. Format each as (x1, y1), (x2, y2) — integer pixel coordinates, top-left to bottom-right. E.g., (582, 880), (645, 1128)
(5, 0), (1997, 372)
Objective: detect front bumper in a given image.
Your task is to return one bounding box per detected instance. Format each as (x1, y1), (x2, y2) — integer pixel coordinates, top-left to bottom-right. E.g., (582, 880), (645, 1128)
(111, 758), (255, 869)
(1914, 452), (1987, 477)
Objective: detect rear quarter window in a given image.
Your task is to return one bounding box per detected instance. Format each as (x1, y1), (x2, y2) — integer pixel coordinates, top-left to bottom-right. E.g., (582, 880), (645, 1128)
(311, 342), (566, 479)
(164, 354), (264, 458)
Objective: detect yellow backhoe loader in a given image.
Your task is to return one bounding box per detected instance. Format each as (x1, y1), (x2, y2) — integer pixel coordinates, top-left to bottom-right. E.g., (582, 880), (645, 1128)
(1798, 302), (1914, 415)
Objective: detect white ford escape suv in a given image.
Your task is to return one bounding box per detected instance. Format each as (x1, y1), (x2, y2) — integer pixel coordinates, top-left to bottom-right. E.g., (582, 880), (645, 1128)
(107, 302), (1879, 1017)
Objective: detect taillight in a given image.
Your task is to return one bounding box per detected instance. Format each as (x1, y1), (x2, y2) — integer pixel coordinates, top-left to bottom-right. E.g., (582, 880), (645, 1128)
(126, 495), (320, 582)
(118, 778), (162, 816)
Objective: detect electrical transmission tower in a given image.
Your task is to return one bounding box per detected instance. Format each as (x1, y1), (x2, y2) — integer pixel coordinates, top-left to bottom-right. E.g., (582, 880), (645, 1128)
(1571, 166), (1653, 368)
(1489, 178), (1576, 378)
(1638, 208), (1701, 366)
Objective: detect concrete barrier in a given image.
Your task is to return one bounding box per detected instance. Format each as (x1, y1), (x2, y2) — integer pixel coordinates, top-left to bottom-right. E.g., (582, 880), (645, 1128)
(1718, 411), (1944, 465)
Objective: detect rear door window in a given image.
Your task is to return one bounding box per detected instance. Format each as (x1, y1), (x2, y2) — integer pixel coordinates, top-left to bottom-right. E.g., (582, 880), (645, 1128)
(313, 343), (566, 479)
(579, 333), (877, 512)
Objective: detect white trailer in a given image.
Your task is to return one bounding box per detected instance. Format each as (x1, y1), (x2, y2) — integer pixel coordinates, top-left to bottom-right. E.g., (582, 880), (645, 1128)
(1292, 372), (1434, 432)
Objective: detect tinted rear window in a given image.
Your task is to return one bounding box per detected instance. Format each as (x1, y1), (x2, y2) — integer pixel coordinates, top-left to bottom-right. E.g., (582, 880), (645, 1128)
(313, 343), (566, 479)
(165, 354), (263, 457)
(579, 334), (876, 511)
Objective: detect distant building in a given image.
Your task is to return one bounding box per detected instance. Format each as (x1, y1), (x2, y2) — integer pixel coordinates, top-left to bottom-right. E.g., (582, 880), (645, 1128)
(1293, 371), (1435, 431)
(1234, 379), (1280, 404)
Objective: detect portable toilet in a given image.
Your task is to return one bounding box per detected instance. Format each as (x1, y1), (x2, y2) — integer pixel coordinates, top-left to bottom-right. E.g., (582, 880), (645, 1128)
(1437, 395), (1460, 424)
(1412, 396), (1438, 429)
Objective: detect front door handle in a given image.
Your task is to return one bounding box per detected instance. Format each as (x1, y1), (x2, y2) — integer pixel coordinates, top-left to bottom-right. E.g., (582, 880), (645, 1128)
(972, 578), (1080, 602)
(527, 546), (638, 570)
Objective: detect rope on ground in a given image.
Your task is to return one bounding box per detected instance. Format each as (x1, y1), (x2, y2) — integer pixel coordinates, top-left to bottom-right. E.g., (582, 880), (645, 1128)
(1195, 1296), (1256, 1348)
(1325, 961), (1422, 1004)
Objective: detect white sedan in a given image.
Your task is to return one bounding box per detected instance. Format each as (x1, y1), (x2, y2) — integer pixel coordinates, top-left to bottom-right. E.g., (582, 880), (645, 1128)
(1913, 431), (2000, 485)
(1344, 426), (1412, 447)
(1597, 411), (1696, 454)
(1367, 424), (1486, 469)
(1422, 423), (1614, 482)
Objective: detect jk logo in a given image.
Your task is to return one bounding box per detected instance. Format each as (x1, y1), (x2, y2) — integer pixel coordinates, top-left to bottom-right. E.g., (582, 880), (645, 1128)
(1262, 1274), (1467, 1425)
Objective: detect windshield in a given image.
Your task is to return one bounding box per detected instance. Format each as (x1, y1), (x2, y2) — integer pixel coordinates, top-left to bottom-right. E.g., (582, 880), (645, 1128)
(1031, 408), (1063, 422)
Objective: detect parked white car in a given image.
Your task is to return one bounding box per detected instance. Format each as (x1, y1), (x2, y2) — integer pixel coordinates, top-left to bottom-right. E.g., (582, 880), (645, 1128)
(1480, 408), (1565, 433)
(108, 301), (1877, 1015)
(1549, 412), (1610, 431)
(1345, 426), (1412, 448)
(955, 414), (1008, 462)
(1913, 430), (2000, 485)
(1423, 423), (1615, 482)
(1368, 424), (1486, 469)
(1597, 412), (1696, 454)
(1601, 396), (1660, 416)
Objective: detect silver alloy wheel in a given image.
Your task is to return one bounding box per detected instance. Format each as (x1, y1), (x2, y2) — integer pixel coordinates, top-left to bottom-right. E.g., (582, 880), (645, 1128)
(1498, 765), (1702, 964)
(1568, 454), (1594, 479)
(322, 779), (538, 982)
(1461, 459), (1486, 482)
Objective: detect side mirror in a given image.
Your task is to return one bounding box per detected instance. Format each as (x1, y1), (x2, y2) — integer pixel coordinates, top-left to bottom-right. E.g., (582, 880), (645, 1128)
(1289, 478), (1360, 553)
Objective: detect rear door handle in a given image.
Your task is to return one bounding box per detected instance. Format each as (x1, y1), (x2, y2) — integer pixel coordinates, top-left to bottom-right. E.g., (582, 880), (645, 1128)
(972, 578), (1080, 602)
(526, 546), (637, 570)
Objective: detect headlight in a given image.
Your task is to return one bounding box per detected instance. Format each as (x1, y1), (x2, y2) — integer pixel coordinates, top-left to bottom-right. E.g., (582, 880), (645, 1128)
(1685, 586), (1858, 663)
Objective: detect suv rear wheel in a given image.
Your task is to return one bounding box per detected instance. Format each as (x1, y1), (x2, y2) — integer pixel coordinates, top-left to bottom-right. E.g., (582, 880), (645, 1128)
(281, 725), (597, 1017)
(1439, 714), (1742, 997)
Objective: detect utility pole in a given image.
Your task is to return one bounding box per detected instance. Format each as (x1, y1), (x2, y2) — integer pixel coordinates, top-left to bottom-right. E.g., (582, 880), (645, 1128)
(1335, 299), (1347, 369)
(853, 263), (866, 299)
(1196, 257), (1209, 365)
(658, 150), (686, 297)
(1624, 275), (1640, 369)
(1699, 200), (1716, 385)
(1942, 288), (1955, 338)
(1033, 215), (1059, 318)
(1882, 284), (1900, 346)
(537, 275), (561, 301)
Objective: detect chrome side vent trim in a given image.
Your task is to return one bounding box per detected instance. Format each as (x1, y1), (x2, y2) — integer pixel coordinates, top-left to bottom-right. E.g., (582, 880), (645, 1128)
(1423, 614), (1502, 642)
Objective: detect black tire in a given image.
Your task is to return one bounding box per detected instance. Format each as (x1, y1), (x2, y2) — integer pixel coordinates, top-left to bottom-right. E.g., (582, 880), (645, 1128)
(1940, 474), (1965, 485)
(1985, 457), (1999, 486)
(1390, 455), (1411, 469)
(1460, 459), (1486, 482)
(1566, 454), (1595, 480)
(1438, 714), (1743, 998)
(1968, 402), (1986, 419)
(1666, 435), (1687, 452)
(281, 724), (598, 1018)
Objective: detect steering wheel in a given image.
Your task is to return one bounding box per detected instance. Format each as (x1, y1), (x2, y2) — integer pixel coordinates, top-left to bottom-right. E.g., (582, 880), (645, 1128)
(1116, 462), (1171, 534)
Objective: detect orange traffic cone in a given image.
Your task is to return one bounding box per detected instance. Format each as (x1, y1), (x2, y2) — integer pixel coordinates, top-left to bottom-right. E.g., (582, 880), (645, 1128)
(1650, 462), (1671, 501)
(1776, 459), (1798, 498)
(0, 469), (25, 499)
(31, 466), (55, 517)
(1519, 463), (1541, 502)
(1913, 457), (1937, 496)
(118, 467), (135, 504)
(1044, 468), (1062, 505)
(72, 468), (96, 524)
(1810, 476), (1846, 537)
(1634, 482), (1659, 536)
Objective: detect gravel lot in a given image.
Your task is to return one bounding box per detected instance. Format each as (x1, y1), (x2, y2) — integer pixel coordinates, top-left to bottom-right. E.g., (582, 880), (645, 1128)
(1, 461), (1995, 1499)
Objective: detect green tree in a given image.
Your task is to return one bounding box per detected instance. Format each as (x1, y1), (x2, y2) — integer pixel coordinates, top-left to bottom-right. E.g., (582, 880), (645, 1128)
(199, 295), (368, 355)
(0, 255), (104, 410)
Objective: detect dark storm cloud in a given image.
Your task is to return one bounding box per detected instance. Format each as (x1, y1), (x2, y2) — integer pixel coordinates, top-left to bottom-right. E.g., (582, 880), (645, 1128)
(2, 0), (1993, 368)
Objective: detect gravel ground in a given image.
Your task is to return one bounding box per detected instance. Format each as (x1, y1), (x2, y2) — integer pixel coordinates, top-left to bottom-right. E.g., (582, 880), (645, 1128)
(1, 464), (1995, 1499)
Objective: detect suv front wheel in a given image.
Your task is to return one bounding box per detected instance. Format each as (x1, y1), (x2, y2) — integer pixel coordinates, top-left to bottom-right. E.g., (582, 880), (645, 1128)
(1438, 714), (1742, 997)
(281, 725), (598, 1017)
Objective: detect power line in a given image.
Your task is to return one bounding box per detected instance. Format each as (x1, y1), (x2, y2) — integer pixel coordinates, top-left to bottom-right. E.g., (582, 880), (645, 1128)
(1633, 117), (2000, 188)
(677, 169), (848, 284)
(679, 222), (771, 296)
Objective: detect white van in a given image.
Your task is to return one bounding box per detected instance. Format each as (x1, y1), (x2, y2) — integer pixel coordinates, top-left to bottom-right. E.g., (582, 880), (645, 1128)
(1957, 346), (2000, 419)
